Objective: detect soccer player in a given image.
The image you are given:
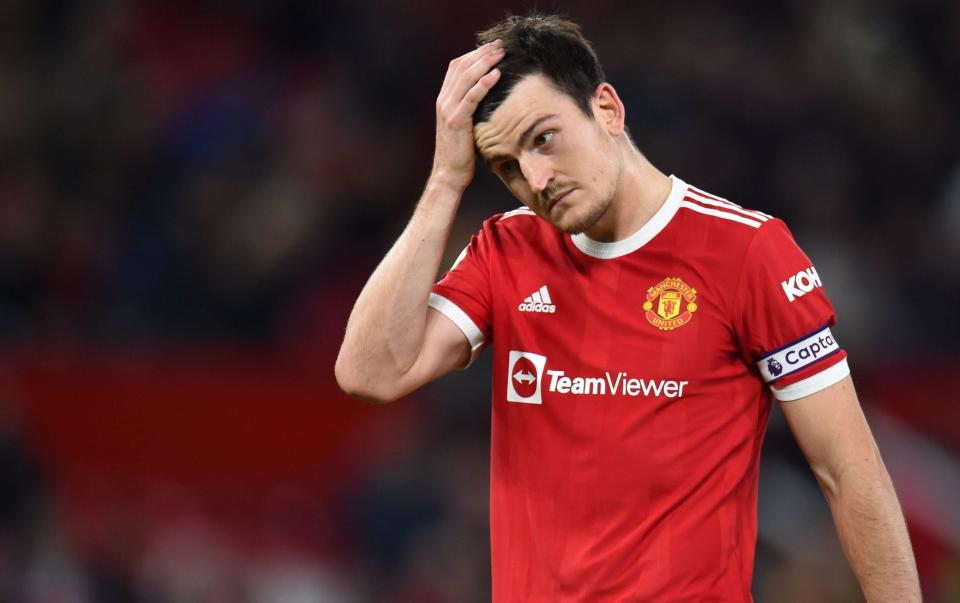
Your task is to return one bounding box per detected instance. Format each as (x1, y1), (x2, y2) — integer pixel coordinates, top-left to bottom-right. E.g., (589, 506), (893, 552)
(336, 13), (921, 602)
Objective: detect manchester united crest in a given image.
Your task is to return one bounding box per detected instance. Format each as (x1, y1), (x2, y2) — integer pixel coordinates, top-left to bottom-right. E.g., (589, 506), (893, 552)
(643, 277), (698, 330)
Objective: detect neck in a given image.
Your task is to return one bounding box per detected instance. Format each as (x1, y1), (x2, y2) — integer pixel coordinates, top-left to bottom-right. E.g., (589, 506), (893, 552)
(583, 145), (672, 243)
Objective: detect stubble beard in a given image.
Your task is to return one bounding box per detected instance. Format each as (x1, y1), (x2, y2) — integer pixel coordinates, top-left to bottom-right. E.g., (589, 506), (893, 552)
(561, 138), (623, 235)
(557, 163), (620, 235)
(559, 193), (613, 234)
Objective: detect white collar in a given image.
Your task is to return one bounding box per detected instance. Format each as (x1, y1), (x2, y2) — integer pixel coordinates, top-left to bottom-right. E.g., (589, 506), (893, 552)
(571, 175), (687, 259)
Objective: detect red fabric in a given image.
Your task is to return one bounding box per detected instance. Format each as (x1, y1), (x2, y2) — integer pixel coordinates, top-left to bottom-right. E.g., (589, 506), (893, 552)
(731, 217), (839, 368)
(431, 178), (846, 602)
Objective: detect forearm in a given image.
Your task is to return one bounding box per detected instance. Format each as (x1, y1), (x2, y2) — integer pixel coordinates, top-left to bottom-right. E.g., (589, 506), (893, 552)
(819, 449), (921, 602)
(336, 178), (462, 396)
(337, 41), (503, 401)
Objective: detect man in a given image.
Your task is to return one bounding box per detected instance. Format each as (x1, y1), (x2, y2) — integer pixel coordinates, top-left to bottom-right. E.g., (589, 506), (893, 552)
(336, 13), (921, 602)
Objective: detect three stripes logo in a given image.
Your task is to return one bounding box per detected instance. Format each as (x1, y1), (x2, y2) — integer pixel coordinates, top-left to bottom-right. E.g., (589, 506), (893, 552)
(518, 285), (556, 313)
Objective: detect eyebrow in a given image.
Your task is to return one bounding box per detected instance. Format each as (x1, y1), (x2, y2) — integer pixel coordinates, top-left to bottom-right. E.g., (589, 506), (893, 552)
(482, 113), (558, 166)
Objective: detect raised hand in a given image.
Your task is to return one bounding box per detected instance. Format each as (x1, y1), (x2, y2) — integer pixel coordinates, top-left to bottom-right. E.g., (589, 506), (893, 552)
(431, 40), (505, 192)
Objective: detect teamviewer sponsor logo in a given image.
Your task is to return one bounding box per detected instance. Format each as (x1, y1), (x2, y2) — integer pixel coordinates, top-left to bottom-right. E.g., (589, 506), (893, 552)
(755, 326), (840, 383)
(507, 351), (547, 404)
(547, 371), (689, 398)
(781, 266), (822, 302)
(507, 350), (690, 403)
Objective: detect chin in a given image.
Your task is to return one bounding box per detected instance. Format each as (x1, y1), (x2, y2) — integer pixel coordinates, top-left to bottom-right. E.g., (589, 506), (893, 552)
(555, 216), (595, 235)
(560, 220), (589, 235)
(555, 200), (608, 234)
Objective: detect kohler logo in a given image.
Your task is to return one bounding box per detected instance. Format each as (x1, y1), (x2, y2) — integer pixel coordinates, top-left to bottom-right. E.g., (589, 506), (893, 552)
(781, 266), (822, 302)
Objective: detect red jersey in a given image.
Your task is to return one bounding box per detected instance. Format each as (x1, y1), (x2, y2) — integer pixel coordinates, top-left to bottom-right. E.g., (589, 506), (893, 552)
(429, 176), (849, 602)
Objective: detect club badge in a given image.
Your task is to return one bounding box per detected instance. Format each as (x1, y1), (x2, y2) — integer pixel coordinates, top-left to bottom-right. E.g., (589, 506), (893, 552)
(643, 277), (698, 331)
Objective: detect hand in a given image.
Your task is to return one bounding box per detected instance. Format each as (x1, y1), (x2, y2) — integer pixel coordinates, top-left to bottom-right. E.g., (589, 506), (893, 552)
(431, 40), (504, 192)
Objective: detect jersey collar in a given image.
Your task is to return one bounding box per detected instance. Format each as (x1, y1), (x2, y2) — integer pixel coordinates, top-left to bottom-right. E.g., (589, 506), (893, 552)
(570, 175), (687, 259)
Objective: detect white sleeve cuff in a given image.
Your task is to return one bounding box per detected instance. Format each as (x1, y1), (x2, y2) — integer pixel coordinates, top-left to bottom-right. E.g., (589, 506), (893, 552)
(773, 358), (850, 402)
(427, 293), (486, 367)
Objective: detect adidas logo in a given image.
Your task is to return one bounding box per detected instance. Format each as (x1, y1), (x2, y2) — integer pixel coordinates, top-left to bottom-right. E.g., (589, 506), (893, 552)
(518, 285), (557, 313)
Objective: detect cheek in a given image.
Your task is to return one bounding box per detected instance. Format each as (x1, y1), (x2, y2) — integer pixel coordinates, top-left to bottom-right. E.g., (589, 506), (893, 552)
(587, 157), (609, 188)
(578, 135), (611, 185)
(507, 180), (535, 204)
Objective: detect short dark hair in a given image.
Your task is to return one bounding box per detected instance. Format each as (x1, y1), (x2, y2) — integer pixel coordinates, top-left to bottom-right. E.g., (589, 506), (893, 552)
(475, 13), (606, 123)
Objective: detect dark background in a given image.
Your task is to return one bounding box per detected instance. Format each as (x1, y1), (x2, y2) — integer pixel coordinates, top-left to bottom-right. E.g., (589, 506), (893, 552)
(0, 0), (958, 601)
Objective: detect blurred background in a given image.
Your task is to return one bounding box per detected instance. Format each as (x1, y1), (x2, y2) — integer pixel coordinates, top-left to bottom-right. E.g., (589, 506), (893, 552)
(0, 0), (957, 601)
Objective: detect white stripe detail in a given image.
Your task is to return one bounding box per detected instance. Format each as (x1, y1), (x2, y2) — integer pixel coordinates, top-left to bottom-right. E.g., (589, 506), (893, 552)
(685, 190), (769, 222)
(678, 201), (762, 228)
(449, 245), (469, 271)
(539, 286), (552, 304)
(500, 207), (536, 221)
(427, 293), (485, 356)
(773, 358), (850, 401)
(572, 176), (687, 259)
(532, 291), (543, 303)
(523, 296), (533, 303)
(687, 186), (774, 220)
(688, 185), (731, 203)
(756, 326), (840, 383)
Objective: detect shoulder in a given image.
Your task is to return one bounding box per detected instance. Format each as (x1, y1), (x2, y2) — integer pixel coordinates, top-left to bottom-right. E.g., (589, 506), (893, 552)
(477, 205), (553, 243)
(496, 206), (539, 223)
(675, 181), (788, 252)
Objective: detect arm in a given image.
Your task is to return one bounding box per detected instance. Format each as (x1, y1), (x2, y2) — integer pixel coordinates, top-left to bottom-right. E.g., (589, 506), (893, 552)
(335, 41), (504, 403)
(779, 375), (922, 602)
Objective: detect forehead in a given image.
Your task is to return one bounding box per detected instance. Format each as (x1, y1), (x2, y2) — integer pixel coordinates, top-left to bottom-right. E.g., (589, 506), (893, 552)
(474, 74), (581, 156)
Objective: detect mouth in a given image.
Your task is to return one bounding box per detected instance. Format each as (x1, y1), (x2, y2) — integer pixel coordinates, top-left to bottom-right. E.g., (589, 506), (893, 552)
(546, 189), (574, 212)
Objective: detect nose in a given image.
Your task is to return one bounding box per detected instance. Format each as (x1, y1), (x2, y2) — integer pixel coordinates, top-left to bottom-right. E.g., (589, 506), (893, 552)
(519, 153), (554, 197)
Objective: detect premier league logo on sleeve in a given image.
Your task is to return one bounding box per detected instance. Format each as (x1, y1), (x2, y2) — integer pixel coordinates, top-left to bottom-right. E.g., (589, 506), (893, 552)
(767, 357), (783, 377)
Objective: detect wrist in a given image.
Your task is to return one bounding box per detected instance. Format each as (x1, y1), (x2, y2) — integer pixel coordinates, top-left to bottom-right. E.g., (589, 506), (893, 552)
(427, 168), (471, 195)
(416, 174), (466, 218)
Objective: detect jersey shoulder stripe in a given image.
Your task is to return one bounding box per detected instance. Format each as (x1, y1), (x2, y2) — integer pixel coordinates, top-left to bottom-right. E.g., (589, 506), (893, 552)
(678, 199), (763, 228)
(499, 207), (536, 221)
(686, 184), (731, 204)
(684, 190), (771, 223)
(687, 185), (774, 220)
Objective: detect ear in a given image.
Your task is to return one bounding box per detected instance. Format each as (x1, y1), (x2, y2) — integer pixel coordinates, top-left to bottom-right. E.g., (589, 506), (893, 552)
(592, 83), (626, 136)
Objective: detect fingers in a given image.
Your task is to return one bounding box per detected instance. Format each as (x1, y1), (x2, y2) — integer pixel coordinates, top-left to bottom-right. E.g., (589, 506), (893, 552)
(456, 39), (503, 74)
(454, 68), (501, 119)
(438, 40), (504, 109)
(450, 44), (504, 103)
(431, 41), (504, 188)
(441, 40), (499, 92)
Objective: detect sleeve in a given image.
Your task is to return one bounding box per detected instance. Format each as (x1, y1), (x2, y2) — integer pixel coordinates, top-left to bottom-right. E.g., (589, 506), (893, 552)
(427, 220), (495, 367)
(733, 219), (850, 402)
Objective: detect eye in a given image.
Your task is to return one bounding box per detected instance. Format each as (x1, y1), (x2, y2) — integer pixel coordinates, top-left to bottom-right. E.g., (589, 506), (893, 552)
(533, 130), (554, 147)
(499, 159), (519, 175)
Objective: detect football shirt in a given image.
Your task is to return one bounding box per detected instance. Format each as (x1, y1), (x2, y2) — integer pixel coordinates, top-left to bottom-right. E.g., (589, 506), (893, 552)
(429, 176), (848, 602)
